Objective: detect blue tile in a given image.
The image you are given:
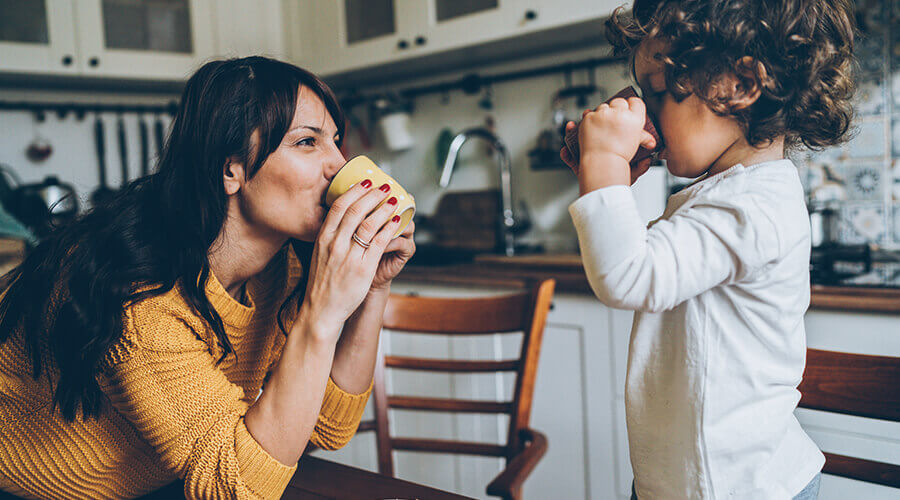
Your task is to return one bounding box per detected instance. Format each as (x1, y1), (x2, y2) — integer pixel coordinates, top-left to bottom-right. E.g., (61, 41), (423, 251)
(854, 78), (885, 116)
(893, 117), (900, 157)
(838, 202), (887, 244)
(838, 163), (886, 201)
(846, 120), (886, 159)
(892, 203), (900, 244)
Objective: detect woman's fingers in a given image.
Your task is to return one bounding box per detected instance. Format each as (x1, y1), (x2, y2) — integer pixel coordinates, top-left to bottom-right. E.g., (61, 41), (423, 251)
(383, 231), (415, 256)
(351, 193), (398, 251)
(367, 213), (403, 255)
(334, 182), (392, 244)
(320, 179), (374, 236)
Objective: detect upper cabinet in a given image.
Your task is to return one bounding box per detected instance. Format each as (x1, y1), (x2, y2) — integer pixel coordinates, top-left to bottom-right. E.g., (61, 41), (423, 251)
(287, 0), (425, 77)
(73, 0), (215, 79)
(0, 0), (217, 80)
(0, 0), (80, 74)
(0, 0), (617, 81)
(292, 0), (622, 77)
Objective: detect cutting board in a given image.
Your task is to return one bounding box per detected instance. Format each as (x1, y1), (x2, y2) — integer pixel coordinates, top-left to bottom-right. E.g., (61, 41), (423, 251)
(430, 189), (500, 251)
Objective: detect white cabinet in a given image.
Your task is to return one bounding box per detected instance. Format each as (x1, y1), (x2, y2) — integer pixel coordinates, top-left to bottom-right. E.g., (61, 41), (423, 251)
(0, 0), (80, 74)
(798, 310), (900, 500)
(292, 0), (621, 77)
(73, 0), (215, 79)
(1, 0), (220, 79)
(291, 0), (425, 77)
(211, 0), (285, 60)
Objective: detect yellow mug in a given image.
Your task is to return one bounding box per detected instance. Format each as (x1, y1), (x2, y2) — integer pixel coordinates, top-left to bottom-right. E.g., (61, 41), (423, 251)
(325, 155), (415, 239)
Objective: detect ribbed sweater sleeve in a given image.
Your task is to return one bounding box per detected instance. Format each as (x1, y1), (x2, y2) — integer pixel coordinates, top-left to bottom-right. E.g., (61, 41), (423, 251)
(102, 309), (296, 500)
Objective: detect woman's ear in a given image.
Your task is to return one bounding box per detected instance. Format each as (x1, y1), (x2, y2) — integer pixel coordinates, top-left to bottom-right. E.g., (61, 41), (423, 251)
(728, 56), (771, 110)
(223, 158), (246, 196)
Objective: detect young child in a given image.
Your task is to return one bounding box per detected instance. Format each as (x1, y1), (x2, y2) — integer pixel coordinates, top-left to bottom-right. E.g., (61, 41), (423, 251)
(561, 1), (856, 498)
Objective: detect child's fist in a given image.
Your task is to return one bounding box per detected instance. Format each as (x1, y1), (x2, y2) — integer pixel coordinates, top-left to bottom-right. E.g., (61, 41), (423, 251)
(580, 96), (657, 167)
(569, 97), (657, 193)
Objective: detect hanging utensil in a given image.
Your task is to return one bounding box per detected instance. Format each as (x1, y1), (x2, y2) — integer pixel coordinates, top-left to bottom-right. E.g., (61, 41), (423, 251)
(154, 114), (166, 161)
(90, 114), (115, 205)
(116, 114), (129, 186)
(139, 116), (150, 177)
(25, 111), (53, 163)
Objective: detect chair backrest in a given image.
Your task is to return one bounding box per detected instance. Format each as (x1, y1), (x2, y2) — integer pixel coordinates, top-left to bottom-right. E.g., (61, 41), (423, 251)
(357, 279), (555, 477)
(797, 348), (900, 488)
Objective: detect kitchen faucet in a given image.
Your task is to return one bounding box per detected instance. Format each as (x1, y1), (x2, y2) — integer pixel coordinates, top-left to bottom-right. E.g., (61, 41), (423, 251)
(440, 127), (518, 256)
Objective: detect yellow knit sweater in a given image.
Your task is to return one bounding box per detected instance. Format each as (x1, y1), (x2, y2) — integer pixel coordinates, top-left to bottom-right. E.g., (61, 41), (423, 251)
(0, 248), (371, 499)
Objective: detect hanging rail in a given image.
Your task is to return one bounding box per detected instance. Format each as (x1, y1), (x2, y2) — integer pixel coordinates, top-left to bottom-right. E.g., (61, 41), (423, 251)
(0, 100), (179, 119)
(339, 54), (626, 107)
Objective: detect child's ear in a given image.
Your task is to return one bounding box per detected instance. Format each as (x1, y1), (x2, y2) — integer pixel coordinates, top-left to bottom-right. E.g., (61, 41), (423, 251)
(728, 56), (771, 110)
(223, 157), (246, 196)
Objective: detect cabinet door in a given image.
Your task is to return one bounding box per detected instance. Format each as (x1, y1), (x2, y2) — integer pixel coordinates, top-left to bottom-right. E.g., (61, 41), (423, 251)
(0, 0), (79, 74)
(211, 0), (284, 59)
(73, 0), (215, 79)
(297, 0), (425, 76)
(515, 0), (618, 33)
(417, 0), (521, 56)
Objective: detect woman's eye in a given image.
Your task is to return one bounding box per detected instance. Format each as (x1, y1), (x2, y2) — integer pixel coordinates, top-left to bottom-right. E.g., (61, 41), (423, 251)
(295, 137), (315, 147)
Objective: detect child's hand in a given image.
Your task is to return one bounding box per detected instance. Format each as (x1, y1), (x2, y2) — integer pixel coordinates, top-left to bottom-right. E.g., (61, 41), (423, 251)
(563, 96), (657, 195)
(559, 122), (654, 184)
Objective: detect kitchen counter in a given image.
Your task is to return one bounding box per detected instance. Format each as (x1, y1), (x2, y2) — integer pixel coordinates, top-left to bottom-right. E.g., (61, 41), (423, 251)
(398, 253), (900, 314)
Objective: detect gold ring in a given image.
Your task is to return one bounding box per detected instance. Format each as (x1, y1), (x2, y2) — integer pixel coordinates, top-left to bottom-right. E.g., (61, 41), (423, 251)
(351, 233), (370, 249)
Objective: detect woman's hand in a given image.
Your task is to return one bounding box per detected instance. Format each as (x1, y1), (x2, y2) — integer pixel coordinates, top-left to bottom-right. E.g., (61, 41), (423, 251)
(369, 220), (416, 291)
(560, 97), (657, 194)
(299, 180), (402, 339)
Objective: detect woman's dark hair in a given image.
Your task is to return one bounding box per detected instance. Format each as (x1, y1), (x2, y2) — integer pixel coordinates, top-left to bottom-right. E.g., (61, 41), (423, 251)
(0, 56), (344, 420)
(606, 0), (856, 151)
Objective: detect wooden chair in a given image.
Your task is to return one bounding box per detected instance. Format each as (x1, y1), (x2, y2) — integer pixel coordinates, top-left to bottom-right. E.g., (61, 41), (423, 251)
(797, 348), (900, 488)
(357, 279), (555, 500)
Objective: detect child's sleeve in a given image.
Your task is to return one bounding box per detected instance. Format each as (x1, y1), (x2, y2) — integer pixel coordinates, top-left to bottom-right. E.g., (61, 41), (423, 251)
(568, 185), (780, 312)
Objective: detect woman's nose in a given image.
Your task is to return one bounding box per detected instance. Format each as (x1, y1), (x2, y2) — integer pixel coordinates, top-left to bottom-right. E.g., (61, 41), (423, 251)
(325, 147), (346, 180)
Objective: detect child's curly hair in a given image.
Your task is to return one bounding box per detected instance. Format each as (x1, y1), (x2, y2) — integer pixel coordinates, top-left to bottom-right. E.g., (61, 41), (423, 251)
(606, 0), (856, 151)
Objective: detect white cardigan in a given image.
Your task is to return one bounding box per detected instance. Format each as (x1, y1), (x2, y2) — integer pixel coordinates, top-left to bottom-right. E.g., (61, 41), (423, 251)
(569, 160), (824, 499)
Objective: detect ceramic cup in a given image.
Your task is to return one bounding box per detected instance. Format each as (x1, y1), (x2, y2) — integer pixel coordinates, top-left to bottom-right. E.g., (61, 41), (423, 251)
(564, 86), (663, 167)
(325, 155), (415, 239)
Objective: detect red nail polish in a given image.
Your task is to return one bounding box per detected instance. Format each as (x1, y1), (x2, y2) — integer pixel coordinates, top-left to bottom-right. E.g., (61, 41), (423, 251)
(360, 179), (372, 188)
(379, 183), (391, 193)
(392, 215), (401, 223)
(387, 197), (397, 205)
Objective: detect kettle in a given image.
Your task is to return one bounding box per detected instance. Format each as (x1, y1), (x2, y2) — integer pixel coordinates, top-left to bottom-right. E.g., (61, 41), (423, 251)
(4, 176), (79, 237)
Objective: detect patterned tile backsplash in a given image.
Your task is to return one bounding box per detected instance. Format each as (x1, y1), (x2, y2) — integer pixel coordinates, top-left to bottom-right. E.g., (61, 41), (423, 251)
(796, 0), (900, 248)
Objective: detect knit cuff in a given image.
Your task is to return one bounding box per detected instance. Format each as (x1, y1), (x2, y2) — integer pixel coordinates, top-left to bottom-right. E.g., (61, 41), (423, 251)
(235, 418), (297, 499)
(319, 376), (372, 425)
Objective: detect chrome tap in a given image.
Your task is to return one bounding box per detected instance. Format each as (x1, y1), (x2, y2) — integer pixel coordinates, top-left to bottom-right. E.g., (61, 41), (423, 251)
(440, 128), (517, 256)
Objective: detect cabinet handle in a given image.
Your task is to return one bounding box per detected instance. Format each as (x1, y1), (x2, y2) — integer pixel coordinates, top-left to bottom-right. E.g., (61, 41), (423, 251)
(414, 36), (427, 46)
(61, 55), (73, 66)
(88, 57), (100, 68)
(397, 39), (409, 50)
(524, 9), (538, 21)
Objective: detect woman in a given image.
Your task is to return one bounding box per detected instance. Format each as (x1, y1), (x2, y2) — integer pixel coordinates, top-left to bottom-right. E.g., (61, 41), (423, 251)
(0, 57), (415, 499)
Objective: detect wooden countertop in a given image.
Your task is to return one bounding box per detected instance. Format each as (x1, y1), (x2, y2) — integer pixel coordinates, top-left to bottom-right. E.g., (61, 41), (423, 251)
(398, 253), (900, 314)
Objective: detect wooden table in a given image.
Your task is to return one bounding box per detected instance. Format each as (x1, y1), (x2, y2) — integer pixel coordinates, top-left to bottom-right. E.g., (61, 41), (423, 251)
(284, 455), (474, 500)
